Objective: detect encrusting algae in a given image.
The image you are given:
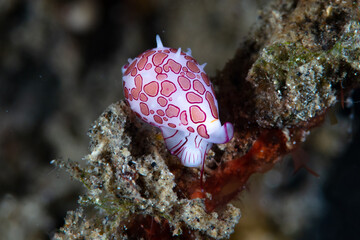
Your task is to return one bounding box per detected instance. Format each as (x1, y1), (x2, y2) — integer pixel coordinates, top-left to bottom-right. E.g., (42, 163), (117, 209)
(53, 0), (360, 239)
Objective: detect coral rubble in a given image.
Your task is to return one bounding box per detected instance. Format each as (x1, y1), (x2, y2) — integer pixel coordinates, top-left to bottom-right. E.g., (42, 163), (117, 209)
(53, 102), (240, 239)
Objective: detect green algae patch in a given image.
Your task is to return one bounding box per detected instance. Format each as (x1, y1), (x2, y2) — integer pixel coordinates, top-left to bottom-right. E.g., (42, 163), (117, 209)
(331, 21), (360, 71)
(247, 20), (360, 128)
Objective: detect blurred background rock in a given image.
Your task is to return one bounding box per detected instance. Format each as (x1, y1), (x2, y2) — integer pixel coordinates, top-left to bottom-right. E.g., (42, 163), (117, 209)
(0, 0), (359, 239)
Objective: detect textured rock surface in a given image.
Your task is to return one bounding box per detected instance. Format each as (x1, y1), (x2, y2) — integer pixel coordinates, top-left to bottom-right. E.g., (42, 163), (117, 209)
(53, 102), (240, 239)
(216, 0), (360, 129)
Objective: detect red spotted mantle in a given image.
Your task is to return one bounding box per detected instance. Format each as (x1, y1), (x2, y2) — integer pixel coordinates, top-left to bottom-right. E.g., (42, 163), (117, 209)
(122, 35), (233, 167)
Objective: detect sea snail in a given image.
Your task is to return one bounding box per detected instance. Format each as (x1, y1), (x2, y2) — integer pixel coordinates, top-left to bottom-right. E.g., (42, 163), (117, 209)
(122, 35), (233, 167)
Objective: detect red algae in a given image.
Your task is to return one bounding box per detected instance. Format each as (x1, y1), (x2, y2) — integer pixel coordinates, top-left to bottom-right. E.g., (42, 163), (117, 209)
(202, 130), (288, 212)
(125, 215), (172, 240)
(189, 116), (326, 212)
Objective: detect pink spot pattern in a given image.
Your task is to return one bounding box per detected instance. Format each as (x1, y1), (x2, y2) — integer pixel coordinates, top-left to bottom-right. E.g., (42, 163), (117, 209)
(144, 81), (159, 97)
(165, 104), (180, 118)
(180, 111), (188, 125)
(193, 80), (205, 95)
(186, 92), (203, 103)
(160, 80), (176, 97)
(178, 76), (191, 91)
(122, 35), (233, 168)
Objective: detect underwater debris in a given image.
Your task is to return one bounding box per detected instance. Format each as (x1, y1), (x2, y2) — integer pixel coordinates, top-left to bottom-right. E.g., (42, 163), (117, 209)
(54, 0), (360, 239)
(53, 102), (240, 239)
